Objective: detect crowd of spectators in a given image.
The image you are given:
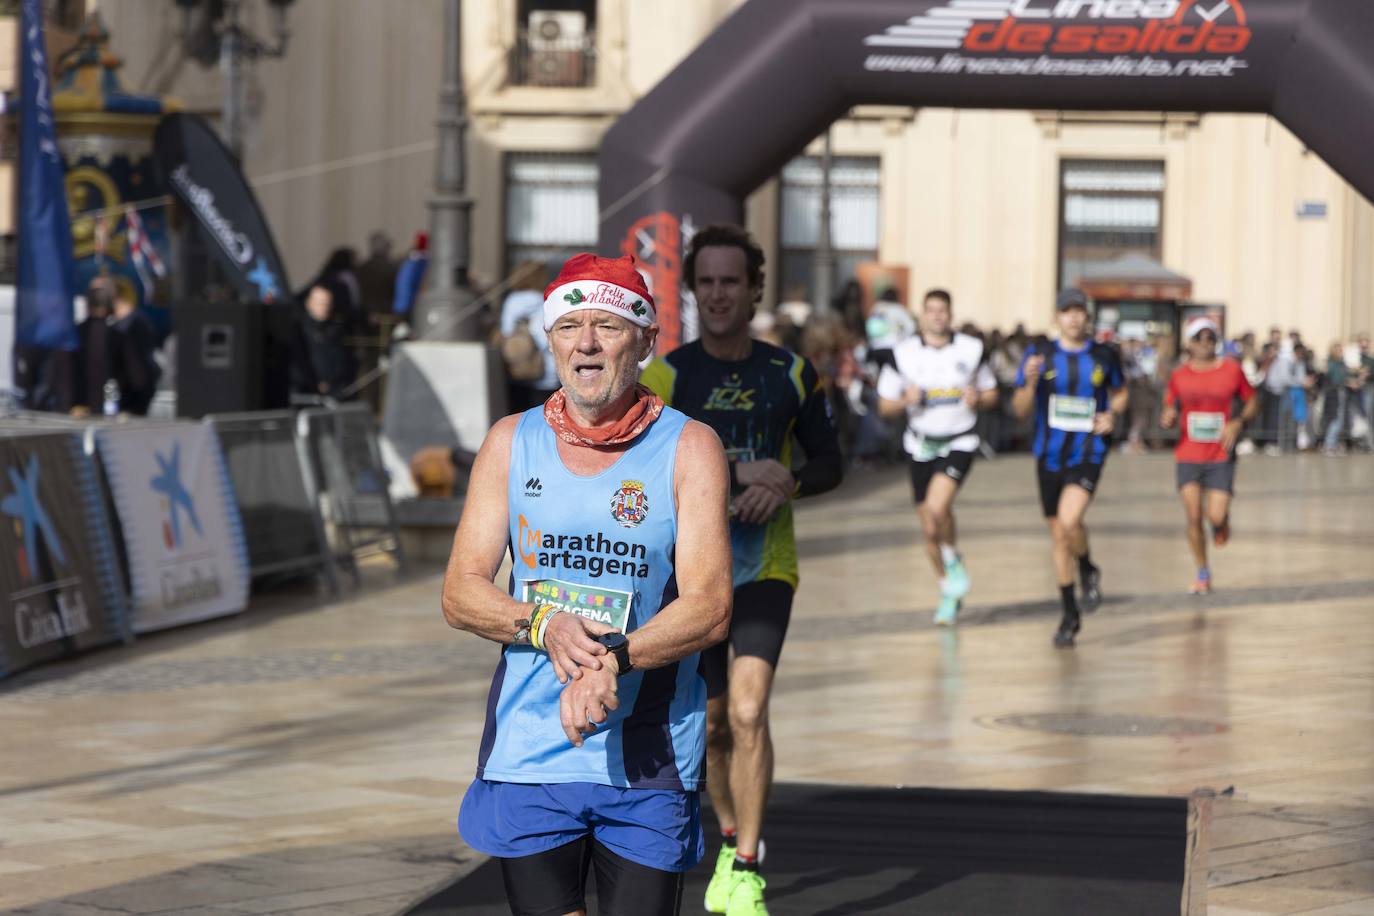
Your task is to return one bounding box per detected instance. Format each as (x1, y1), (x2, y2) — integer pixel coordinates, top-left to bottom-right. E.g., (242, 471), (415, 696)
(744, 284), (1374, 465)
(249, 244), (1374, 469)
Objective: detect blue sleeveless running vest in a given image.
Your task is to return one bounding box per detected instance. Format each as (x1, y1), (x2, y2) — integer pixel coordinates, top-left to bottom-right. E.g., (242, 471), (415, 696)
(475, 405), (705, 791)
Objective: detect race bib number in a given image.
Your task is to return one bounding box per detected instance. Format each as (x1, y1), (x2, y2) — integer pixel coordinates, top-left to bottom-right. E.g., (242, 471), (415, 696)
(521, 578), (632, 632)
(1048, 395), (1096, 433)
(1187, 411), (1226, 443)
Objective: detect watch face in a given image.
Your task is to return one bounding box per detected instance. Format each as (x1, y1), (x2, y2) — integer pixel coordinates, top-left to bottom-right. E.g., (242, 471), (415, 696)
(600, 633), (628, 650)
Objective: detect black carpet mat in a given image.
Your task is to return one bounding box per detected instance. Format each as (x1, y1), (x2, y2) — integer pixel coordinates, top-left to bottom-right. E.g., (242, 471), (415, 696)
(409, 782), (1187, 915)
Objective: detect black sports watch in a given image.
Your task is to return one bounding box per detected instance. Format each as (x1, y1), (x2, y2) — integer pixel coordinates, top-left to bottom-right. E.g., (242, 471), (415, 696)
(596, 632), (633, 676)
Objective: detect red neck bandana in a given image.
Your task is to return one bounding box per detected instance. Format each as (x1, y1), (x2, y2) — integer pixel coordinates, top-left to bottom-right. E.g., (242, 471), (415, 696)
(543, 384), (664, 449)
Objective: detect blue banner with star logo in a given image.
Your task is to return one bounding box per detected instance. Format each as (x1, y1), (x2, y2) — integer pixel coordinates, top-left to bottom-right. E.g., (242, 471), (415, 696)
(152, 113), (291, 305)
(0, 432), (129, 679)
(95, 422), (249, 634)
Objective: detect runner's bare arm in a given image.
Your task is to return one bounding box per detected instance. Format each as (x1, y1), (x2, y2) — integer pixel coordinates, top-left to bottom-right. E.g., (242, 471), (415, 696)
(609, 420), (731, 673)
(440, 415), (529, 641)
(1109, 385), (1130, 417)
(1093, 385), (1130, 435)
(439, 415), (606, 676)
(1012, 354), (1044, 419)
(1222, 388), (1263, 452)
(877, 390), (915, 420)
(1012, 382), (1037, 420)
(876, 360), (917, 419)
(1160, 377), (1178, 428)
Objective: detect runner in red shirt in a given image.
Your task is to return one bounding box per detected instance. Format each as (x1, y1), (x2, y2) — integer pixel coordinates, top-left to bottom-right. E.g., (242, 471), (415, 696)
(1160, 317), (1260, 594)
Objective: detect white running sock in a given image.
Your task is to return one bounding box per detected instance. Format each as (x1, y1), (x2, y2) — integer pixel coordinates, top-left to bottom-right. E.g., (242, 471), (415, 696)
(940, 544), (960, 565)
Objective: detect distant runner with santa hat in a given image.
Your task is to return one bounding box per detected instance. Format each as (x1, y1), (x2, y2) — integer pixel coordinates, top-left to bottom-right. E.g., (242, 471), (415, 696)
(1160, 316), (1260, 595)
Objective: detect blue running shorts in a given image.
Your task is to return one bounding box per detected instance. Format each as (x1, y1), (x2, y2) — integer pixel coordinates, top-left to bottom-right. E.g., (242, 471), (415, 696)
(459, 779), (704, 873)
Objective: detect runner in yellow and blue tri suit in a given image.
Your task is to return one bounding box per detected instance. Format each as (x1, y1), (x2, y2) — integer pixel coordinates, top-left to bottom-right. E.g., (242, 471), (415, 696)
(641, 225), (842, 916)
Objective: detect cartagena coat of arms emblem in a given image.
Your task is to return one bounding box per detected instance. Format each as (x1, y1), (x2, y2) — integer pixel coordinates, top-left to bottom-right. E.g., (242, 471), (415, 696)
(610, 479), (649, 528)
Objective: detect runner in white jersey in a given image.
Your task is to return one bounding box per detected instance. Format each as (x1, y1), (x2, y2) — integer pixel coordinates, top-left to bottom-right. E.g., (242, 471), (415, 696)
(876, 289), (998, 625)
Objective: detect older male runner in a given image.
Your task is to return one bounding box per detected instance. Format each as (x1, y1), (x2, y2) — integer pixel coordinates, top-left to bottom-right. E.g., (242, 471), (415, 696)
(444, 253), (732, 916)
(1013, 288), (1128, 648)
(1161, 316), (1259, 594)
(641, 224), (843, 916)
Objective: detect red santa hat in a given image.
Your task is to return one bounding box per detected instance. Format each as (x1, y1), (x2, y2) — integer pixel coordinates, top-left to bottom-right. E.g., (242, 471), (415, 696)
(543, 253), (655, 331)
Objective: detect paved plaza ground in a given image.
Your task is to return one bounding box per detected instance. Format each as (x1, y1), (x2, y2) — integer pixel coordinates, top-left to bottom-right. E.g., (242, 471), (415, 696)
(1, 452), (1371, 915)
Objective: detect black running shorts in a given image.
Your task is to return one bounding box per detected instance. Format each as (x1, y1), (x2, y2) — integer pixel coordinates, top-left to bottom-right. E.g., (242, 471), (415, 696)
(499, 837), (684, 916)
(699, 578), (795, 698)
(1037, 461), (1105, 518)
(908, 450), (976, 504)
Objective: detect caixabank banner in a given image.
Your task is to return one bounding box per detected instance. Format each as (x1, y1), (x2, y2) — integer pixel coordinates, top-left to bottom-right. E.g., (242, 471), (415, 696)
(96, 423), (250, 633)
(0, 432), (128, 678)
(598, 0), (1374, 349)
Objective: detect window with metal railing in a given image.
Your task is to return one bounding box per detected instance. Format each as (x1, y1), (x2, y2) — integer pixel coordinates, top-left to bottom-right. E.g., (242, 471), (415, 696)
(509, 2), (596, 88)
(504, 152), (599, 276)
(778, 155), (882, 306)
(1058, 159), (1165, 292)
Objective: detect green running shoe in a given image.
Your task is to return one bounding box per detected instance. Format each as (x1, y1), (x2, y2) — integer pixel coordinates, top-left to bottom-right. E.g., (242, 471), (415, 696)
(703, 844), (736, 913)
(941, 557), (971, 599)
(933, 595), (960, 626)
(725, 870), (769, 915)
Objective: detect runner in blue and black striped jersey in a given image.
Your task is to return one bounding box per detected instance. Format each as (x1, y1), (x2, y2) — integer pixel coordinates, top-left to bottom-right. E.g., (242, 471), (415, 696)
(1013, 288), (1128, 648)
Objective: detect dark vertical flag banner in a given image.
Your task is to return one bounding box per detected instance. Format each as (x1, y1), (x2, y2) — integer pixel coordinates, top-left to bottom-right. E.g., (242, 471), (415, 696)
(14, 0), (79, 408)
(153, 113), (292, 305)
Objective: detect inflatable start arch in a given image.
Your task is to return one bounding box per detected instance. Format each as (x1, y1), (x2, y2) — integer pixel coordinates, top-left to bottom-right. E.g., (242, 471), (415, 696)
(598, 0), (1374, 348)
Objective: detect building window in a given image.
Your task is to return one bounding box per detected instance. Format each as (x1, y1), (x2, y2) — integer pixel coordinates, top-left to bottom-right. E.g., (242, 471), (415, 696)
(778, 155), (881, 306)
(504, 152), (598, 276)
(510, 1), (596, 88)
(1058, 159), (1164, 291)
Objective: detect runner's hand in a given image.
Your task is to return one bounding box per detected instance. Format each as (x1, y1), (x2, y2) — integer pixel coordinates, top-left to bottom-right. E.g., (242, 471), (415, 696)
(1220, 418), (1244, 453)
(1092, 412), (1116, 436)
(1160, 404), (1177, 428)
(904, 385), (926, 409)
(559, 665), (619, 748)
(1022, 354), (1045, 386)
(731, 483), (788, 525)
(542, 612), (615, 684)
(734, 459), (794, 498)
(961, 385), (978, 409)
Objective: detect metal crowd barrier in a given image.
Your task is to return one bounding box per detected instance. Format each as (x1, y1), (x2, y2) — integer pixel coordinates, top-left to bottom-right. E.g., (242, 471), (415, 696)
(297, 403), (406, 586)
(205, 410), (340, 593)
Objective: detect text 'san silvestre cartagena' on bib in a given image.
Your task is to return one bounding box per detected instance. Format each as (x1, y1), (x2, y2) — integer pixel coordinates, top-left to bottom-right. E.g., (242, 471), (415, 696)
(521, 578), (633, 632)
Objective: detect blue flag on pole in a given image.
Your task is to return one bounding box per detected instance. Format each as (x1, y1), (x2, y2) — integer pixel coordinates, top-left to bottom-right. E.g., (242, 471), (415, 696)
(16, 0), (78, 352)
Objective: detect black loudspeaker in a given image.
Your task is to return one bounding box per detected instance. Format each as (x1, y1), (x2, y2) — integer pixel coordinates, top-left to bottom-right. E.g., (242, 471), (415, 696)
(174, 301), (295, 418)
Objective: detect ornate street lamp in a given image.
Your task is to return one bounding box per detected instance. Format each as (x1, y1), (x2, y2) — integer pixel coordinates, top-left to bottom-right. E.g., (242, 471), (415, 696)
(173, 0), (294, 158)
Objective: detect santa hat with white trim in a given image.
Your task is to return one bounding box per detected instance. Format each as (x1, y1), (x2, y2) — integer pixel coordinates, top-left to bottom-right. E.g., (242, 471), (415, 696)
(543, 253), (655, 331)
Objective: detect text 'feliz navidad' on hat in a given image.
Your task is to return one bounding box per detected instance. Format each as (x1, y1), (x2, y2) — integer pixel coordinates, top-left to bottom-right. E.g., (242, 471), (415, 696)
(543, 253), (656, 331)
